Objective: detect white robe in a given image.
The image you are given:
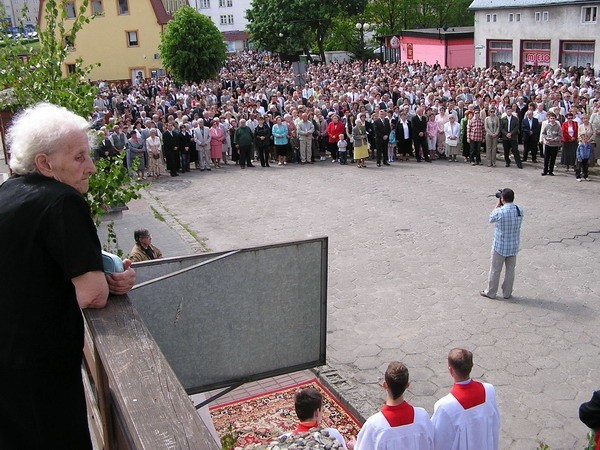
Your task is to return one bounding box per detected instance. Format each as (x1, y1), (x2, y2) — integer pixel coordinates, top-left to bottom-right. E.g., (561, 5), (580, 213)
(356, 405), (434, 450)
(432, 381), (500, 450)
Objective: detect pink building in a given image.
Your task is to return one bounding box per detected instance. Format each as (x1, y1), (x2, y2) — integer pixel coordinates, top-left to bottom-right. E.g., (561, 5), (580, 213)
(377, 27), (474, 68)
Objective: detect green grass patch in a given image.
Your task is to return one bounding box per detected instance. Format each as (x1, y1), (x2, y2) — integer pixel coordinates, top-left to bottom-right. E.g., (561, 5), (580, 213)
(151, 205), (165, 222)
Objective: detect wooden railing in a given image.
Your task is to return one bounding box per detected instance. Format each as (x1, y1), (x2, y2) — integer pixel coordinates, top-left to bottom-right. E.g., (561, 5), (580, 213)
(83, 294), (220, 450)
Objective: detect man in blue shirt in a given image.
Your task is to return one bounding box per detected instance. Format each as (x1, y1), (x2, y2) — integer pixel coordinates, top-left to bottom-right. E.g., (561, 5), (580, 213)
(480, 188), (523, 300)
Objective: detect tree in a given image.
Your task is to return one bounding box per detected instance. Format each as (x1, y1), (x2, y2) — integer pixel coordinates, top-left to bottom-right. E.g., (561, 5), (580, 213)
(246, 0), (312, 57)
(246, 0), (367, 61)
(325, 15), (374, 63)
(0, 0), (97, 117)
(0, 0), (141, 231)
(159, 7), (226, 82)
(366, 0), (420, 35)
(365, 0), (473, 36)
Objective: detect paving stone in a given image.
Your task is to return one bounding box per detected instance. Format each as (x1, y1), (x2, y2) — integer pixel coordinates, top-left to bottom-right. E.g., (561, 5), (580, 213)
(89, 158), (600, 447)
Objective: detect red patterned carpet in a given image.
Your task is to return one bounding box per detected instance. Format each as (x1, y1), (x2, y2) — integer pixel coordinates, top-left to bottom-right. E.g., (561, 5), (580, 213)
(210, 379), (362, 448)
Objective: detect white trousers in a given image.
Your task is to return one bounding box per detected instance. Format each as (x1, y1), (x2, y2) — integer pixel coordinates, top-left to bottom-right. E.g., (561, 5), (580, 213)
(299, 139), (312, 162)
(485, 249), (517, 298)
(198, 145), (211, 169)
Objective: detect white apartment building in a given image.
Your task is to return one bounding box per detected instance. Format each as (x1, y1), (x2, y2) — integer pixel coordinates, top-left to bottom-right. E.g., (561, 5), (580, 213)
(190, 0), (249, 52)
(469, 0), (600, 71)
(1, 0), (38, 27)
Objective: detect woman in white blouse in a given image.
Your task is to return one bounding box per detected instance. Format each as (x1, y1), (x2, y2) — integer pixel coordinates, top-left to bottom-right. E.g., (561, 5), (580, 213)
(146, 128), (163, 179)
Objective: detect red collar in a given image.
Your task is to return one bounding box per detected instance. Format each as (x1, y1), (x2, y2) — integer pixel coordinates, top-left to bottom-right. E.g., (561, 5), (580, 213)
(294, 421), (318, 434)
(381, 401), (415, 427)
(450, 380), (486, 409)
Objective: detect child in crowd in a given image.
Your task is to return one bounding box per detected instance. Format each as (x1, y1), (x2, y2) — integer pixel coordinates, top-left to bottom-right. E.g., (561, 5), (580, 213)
(388, 128), (397, 163)
(281, 387), (348, 448)
(576, 140), (592, 181)
(337, 134), (348, 165)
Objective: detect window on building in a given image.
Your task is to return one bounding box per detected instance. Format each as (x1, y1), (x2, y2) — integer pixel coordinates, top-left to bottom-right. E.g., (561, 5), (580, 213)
(488, 40), (512, 67)
(509, 13), (513, 22)
(515, 13), (521, 21)
(493, 14), (497, 22)
(486, 14), (491, 22)
(523, 41), (550, 51)
(220, 14), (234, 24)
(63, 34), (75, 50)
(199, 0), (210, 7)
(581, 6), (597, 23)
(66, 63), (76, 74)
(522, 40), (550, 71)
(150, 69), (167, 79)
(219, 0), (233, 6)
(126, 30), (139, 47)
(92, 0), (104, 14)
(561, 41), (595, 67)
(117, 0), (129, 15)
(534, 11), (549, 21)
(163, 0), (186, 13)
(65, 1), (76, 18)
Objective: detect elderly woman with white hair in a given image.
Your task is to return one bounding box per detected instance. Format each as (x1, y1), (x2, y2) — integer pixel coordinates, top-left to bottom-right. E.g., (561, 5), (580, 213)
(0, 103), (135, 449)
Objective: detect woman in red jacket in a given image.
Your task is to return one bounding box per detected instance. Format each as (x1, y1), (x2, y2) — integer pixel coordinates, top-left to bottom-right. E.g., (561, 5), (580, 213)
(326, 114), (345, 163)
(561, 112), (578, 172)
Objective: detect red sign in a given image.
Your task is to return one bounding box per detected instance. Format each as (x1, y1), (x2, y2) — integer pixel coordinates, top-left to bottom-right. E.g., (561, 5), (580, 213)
(525, 52), (550, 65)
(407, 43), (414, 60)
(389, 36), (401, 49)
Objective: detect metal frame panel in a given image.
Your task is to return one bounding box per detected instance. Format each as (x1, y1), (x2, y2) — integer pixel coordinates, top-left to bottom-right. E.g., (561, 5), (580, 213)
(129, 238), (328, 394)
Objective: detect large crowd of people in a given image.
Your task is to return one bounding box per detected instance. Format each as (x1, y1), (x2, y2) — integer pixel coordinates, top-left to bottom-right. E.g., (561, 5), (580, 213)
(90, 51), (600, 181)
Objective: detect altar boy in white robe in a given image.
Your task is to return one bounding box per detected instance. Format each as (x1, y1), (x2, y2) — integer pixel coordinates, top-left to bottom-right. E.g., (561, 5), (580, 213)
(432, 348), (500, 450)
(355, 361), (434, 450)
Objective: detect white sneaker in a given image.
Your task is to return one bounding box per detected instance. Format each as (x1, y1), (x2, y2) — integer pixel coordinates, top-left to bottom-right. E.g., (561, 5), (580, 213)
(585, 178), (591, 181)
(577, 178), (582, 182)
(332, 159), (336, 163)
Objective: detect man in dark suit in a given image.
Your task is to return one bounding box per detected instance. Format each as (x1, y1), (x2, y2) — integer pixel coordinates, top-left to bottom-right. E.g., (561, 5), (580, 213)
(163, 121), (181, 176)
(395, 110), (413, 159)
(373, 110), (391, 167)
(501, 111), (522, 168)
(521, 109), (540, 162)
(411, 107), (430, 162)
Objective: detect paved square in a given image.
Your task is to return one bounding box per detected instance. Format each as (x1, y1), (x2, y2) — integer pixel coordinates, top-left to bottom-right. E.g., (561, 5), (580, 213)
(138, 157), (598, 449)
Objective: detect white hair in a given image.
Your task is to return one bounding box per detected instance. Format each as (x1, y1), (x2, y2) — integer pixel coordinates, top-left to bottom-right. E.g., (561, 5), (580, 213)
(8, 103), (90, 175)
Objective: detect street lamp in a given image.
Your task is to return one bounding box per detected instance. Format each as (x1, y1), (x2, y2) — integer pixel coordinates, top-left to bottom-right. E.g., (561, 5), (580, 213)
(355, 21), (370, 73)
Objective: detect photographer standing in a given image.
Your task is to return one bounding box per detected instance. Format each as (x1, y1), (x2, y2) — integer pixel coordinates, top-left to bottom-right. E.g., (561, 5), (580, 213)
(480, 188), (524, 300)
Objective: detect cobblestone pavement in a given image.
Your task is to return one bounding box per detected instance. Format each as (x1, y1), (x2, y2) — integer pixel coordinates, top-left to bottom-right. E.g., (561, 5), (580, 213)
(7, 151), (596, 449)
(138, 155), (599, 449)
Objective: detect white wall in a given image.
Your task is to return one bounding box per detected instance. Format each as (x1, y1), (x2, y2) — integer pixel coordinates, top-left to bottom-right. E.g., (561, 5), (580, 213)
(191, 0), (250, 34)
(473, 4), (600, 68)
(2, 0), (38, 27)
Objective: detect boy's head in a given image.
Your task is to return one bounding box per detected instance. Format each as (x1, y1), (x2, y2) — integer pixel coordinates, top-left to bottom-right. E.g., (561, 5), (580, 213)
(338, 134), (345, 140)
(384, 361), (410, 400)
(448, 348), (474, 380)
(294, 388), (323, 422)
